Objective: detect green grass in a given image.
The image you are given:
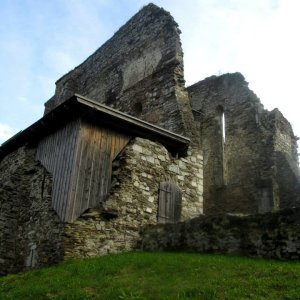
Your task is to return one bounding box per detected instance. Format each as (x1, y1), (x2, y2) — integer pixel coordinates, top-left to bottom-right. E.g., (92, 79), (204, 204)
(1, 252), (300, 299)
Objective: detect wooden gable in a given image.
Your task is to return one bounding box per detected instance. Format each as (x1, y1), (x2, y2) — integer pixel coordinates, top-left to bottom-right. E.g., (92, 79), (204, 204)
(37, 119), (130, 222)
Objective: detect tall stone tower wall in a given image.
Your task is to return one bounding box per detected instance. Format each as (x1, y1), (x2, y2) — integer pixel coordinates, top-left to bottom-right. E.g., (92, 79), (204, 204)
(45, 4), (197, 140)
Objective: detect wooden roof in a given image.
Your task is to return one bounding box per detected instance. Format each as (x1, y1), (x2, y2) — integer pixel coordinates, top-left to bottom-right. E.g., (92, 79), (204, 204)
(0, 94), (190, 160)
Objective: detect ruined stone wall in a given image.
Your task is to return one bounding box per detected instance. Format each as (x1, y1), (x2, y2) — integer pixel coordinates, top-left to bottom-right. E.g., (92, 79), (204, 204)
(273, 110), (297, 159)
(188, 73), (300, 215)
(272, 109), (300, 208)
(64, 137), (203, 258)
(0, 147), (64, 276)
(45, 4), (197, 140)
(141, 208), (300, 260)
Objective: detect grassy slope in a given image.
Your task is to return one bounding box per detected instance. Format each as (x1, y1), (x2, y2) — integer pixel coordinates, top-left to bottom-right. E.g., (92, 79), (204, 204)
(1, 252), (300, 300)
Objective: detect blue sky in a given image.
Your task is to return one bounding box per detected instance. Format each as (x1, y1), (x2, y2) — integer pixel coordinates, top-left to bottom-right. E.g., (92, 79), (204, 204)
(1, 0), (300, 148)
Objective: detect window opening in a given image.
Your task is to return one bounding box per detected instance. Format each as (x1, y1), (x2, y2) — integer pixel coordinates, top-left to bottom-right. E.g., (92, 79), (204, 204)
(222, 111), (226, 143)
(216, 105), (226, 187)
(132, 102), (143, 116)
(105, 89), (117, 106)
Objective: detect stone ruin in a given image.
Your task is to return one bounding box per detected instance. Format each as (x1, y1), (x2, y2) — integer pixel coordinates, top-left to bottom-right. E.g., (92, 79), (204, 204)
(189, 73), (300, 214)
(1, 3), (300, 276)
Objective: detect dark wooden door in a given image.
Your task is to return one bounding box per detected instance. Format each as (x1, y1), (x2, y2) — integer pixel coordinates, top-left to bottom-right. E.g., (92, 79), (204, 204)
(158, 182), (182, 223)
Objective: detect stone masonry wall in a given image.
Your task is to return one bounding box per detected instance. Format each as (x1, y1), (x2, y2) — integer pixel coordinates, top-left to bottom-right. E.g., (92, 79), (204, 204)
(0, 147), (64, 276)
(271, 109), (300, 208)
(64, 137), (203, 258)
(188, 73), (300, 215)
(45, 4), (198, 141)
(141, 207), (300, 260)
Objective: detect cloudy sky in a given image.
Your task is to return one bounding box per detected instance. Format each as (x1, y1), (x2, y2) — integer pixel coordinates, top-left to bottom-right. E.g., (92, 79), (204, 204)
(0, 0), (299, 148)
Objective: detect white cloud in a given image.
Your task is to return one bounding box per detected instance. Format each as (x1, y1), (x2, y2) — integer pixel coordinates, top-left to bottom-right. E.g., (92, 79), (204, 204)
(44, 50), (76, 76)
(170, 0), (300, 143)
(0, 0), (300, 148)
(0, 124), (18, 144)
(17, 96), (28, 104)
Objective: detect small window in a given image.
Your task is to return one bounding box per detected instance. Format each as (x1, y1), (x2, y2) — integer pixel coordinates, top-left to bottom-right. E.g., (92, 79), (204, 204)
(105, 89), (117, 106)
(158, 182), (182, 223)
(132, 102), (143, 116)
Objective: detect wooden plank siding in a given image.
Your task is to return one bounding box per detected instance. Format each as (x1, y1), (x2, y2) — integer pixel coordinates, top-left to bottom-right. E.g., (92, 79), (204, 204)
(36, 120), (80, 220)
(67, 122), (130, 222)
(37, 119), (130, 222)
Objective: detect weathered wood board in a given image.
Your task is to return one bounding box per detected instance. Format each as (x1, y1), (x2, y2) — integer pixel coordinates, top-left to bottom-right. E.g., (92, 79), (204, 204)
(37, 119), (130, 222)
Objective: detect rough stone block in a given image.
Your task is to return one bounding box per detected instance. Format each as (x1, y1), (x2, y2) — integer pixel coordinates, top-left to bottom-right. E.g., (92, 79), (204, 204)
(132, 144), (143, 153)
(158, 155), (166, 162)
(146, 157), (155, 164)
(168, 164), (180, 174)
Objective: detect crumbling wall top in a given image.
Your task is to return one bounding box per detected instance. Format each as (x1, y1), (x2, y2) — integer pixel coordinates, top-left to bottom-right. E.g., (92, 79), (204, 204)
(44, 3), (196, 138)
(188, 72), (300, 214)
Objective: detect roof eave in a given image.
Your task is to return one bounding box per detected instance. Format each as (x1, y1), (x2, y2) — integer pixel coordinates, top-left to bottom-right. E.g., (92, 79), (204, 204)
(0, 94), (190, 160)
